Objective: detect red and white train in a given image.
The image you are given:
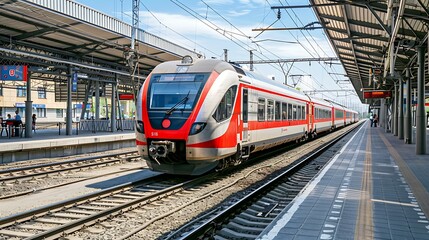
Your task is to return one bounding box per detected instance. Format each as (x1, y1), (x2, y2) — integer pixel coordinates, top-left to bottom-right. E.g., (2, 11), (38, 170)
(135, 57), (358, 175)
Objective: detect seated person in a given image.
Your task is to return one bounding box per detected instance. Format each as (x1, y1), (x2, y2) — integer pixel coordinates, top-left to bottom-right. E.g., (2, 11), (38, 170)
(13, 110), (22, 137)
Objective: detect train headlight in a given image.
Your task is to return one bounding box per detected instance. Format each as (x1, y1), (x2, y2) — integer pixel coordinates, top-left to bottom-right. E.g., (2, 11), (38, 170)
(189, 122), (206, 135)
(135, 120), (144, 133)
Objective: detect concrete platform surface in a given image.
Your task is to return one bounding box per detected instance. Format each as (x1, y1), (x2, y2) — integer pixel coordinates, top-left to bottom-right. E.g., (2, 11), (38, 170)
(258, 122), (429, 240)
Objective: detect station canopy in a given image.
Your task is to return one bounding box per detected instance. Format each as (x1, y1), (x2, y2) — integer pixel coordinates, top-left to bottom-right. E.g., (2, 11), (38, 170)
(0, 0), (200, 94)
(311, 0), (429, 102)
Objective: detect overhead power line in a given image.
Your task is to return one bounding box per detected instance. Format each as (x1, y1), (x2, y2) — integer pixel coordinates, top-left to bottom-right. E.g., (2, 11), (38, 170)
(234, 57), (339, 64)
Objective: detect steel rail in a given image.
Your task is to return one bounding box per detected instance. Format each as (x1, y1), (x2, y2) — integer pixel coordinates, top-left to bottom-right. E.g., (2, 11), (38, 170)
(24, 173), (215, 240)
(0, 150), (137, 174)
(0, 151), (139, 183)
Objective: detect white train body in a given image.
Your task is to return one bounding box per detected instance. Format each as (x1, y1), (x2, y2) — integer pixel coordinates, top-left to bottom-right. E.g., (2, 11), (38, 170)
(135, 58), (358, 175)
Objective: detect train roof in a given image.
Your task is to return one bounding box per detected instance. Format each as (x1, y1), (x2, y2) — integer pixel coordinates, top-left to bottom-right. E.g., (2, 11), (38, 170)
(150, 58), (353, 110)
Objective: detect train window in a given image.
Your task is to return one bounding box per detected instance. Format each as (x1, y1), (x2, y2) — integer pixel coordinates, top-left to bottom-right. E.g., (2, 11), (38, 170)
(292, 105), (297, 120)
(335, 109), (344, 118)
(316, 108), (319, 119)
(275, 101), (281, 121)
(301, 106), (305, 120)
(258, 98), (266, 121)
(287, 103), (293, 120)
(297, 106), (302, 120)
(281, 102), (287, 120)
(212, 86), (237, 122)
(267, 100), (274, 121)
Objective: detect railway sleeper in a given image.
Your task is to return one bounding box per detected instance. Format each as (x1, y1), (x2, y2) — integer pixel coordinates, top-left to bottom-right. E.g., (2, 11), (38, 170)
(66, 208), (97, 215)
(50, 212), (87, 219)
(236, 212), (274, 223)
(224, 221), (266, 235)
(217, 227), (259, 240)
(16, 224), (51, 231)
(0, 229), (34, 238)
(35, 217), (70, 224)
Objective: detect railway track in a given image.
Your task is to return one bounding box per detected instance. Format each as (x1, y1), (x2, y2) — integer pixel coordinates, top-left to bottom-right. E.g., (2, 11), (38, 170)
(0, 150), (138, 183)
(166, 123), (361, 239)
(0, 123), (362, 239)
(0, 173), (208, 239)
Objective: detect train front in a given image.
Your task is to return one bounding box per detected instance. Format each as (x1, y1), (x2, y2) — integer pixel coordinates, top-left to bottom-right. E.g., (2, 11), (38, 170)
(135, 57), (233, 175)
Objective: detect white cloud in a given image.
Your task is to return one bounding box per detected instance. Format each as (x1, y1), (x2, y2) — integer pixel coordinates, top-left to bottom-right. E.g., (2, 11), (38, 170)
(226, 9), (251, 17)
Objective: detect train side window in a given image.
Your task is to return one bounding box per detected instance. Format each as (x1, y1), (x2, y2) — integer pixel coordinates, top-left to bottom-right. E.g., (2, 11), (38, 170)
(292, 105), (297, 120)
(258, 98), (266, 121)
(301, 106), (306, 120)
(281, 102), (287, 120)
(267, 99), (274, 121)
(275, 101), (281, 121)
(287, 103), (293, 120)
(212, 86), (237, 122)
(297, 106), (302, 120)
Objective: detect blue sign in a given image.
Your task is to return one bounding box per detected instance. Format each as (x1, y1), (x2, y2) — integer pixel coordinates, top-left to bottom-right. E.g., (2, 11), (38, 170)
(74, 104), (91, 109)
(33, 104), (46, 108)
(72, 73), (78, 92)
(1, 65), (28, 81)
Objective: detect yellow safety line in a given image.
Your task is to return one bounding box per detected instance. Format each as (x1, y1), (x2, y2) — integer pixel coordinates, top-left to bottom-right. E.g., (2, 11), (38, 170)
(378, 131), (429, 219)
(354, 127), (374, 240)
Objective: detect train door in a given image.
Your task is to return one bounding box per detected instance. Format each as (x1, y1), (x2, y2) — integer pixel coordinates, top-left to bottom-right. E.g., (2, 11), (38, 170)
(307, 103), (313, 131)
(242, 88), (249, 142)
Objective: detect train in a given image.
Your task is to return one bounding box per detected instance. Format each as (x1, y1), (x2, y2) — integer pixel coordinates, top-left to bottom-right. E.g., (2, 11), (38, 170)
(135, 56), (359, 175)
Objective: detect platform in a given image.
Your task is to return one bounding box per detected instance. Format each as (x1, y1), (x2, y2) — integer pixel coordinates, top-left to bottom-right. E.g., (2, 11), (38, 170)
(258, 121), (429, 240)
(0, 128), (136, 164)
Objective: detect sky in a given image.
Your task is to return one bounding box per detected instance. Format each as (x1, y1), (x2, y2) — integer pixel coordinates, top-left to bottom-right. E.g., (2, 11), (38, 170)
(75, 0), (366, 112)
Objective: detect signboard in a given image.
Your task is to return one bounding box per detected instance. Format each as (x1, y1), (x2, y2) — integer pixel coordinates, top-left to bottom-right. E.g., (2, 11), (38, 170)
(72, 73), (78, 92)
(119, 94), (134, 100)
(363, 90), (391, 99)
(33, 104), (46, 108)
(74, 103), (91, 109)
(1, 65), (28, 81)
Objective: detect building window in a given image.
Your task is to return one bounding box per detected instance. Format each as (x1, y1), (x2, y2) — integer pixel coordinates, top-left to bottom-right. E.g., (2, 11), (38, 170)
(37, 108), (46, 118)
(38, 87), (46, 99)
(17, 86), (26, 97)
(56, 109), (64, 118)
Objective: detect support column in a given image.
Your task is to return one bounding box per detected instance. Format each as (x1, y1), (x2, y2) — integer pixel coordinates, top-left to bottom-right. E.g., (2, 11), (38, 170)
(416, 46), (426, 154)
(398, 77), (404, 139)
(404, 68), (412, 144)
(24, 73), (32, 138)
(393, 82), (398, 136)
(66, 67), (73, 135)
(385, 99), (390, 132)
(380, 99), (385, 129)
(110, 76), (117, 132)
(95, 80), (100, 120)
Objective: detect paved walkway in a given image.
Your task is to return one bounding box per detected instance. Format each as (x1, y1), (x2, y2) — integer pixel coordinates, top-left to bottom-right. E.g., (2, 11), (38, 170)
(258, 122), (429, 240)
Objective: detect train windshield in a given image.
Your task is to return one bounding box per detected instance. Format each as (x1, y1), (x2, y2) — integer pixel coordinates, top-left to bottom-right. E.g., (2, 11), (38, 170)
(148, 73), (210, 111)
